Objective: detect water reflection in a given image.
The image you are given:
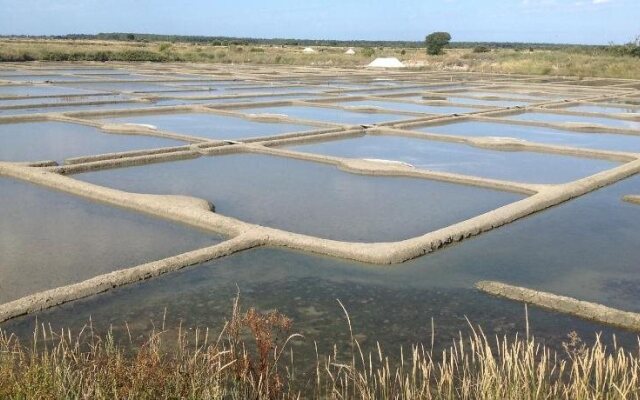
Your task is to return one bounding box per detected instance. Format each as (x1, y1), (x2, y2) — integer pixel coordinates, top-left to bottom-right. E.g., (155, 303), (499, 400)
(0, 177), (219, 303)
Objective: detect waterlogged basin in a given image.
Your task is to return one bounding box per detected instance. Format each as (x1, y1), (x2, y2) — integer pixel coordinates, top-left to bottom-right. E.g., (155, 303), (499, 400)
(102, 112), (317, 140)
(151, 94), (322, 107)
(562, 104), (640, 115)
(443, 96), (528, 107)
(74, 154), (523, 242)
(0, 121), (185, 162)
(0, 94), (131, 107)
(9, 174), (639, 353)
(239, 105), (411, 125)
(0, 74), (94, 83)
(0, 102), (156, 116)
(418, 121), (640, 153)
(337, 100), (479, 115)
(438, 90), (557, 101)
(286, 135), (618, 184)
(5, 244), (637, 361)
(506, 112), (640, 130)
(0, 177), (219, 303)
(0, 85), (99, 97)
(61, 81), (180, 92)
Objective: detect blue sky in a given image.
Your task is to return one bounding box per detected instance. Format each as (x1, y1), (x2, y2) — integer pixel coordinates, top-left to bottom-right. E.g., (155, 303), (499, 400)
(1, 0), (638, 44)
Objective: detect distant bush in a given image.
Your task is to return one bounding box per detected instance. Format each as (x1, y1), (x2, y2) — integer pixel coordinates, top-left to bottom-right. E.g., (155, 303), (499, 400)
(362, 47), (375, 57)
(158, 43), (172, 52)
(0, 52), (35, 62)
(250, 47), (264, 53)
(604, 39), (640, 58)
(473, 46), (490, 53)
(425, 32), (451, 55)
(400, 49), (406, 55)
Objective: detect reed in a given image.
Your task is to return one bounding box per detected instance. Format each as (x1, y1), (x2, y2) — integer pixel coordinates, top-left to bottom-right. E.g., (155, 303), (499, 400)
(1, 302), (639, 399)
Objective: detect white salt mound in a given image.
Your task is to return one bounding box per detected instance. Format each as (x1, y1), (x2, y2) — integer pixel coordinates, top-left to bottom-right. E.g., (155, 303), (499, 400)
(367, 57), (406, 68)
(303, 47), (316, 54)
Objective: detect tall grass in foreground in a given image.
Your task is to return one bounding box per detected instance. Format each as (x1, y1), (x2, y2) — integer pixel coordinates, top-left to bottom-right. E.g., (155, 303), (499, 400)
(1, 301), (639, 399)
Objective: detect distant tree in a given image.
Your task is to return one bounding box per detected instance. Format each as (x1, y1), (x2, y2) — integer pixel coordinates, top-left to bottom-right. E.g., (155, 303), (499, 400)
(425, 32), (451, 55)
(400, 49), (406, 55)
(126, 33), (135, 41)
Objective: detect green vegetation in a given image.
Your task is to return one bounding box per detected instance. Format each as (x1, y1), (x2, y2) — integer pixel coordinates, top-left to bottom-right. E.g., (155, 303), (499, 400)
(361, 47), (375, 58)
(425, 32), (452, 55)
(0, 37), (639, 79)
(473, 45), (490, 53)
(1, 301), (639, 399)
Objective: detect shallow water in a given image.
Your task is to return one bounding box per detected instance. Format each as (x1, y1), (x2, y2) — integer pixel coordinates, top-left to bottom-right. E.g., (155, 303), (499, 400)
(102, 112), (317, 140)
(0, 121), (185, 162)
(60, 81), (180, 92)
(444, 96), (528, 107)
(74, 153), (523, 242)
(0, 177), (219, 303)
(286, 135), (618, 183)
(0, 94), (131, 107)
(4, 173), (639, 360)
(151, 93), (321, 106)
(562, 104), (640, 115)
(239, 105), (412, 125)
(337, 100), (479, 115)
(506, 112), (640, 130)
(437, 90), (557, 101)
(418, 120), (640, 152)
(0, 85), (99, 97)
(0, 102), (154, 116)
(1, 66), (639, 365)
(0, 74), (94, 83)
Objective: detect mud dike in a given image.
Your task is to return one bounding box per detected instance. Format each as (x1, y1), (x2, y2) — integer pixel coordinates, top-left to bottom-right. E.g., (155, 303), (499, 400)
(1, 63), (639, 323)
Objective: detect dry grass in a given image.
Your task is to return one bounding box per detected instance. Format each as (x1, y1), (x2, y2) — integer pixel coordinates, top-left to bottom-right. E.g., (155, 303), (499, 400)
(1, 300), (640, 399)
(1, 38), (639, 79)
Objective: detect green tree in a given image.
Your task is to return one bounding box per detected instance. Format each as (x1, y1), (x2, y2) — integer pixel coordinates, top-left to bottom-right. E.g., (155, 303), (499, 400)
(425, 32), (451, 55)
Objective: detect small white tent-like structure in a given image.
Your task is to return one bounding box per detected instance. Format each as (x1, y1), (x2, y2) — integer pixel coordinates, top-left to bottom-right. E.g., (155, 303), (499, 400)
(367, 57), (406, 68)
(345, 48), (356, 55)
(302, 47), (316, 54)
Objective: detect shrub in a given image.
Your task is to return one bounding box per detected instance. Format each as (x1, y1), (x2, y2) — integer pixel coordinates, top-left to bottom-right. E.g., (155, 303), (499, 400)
(473, 45), (490, 53)
(425, 32), (452, 55)
(361, 47), (375, 57)
(158, 43), (172, 52)
(400, 49), (406, 55)
(250, 47), (265, 53)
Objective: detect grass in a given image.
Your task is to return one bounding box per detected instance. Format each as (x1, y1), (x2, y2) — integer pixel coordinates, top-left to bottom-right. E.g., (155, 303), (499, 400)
(1, 38), (639, 79)
(1, 299), (640, 399)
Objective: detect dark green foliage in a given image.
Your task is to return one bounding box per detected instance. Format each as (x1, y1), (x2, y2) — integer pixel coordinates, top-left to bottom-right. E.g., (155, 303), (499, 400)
(361, 47), (375, 57)
(0, 52), (35, 62)
(473, 46), (490, 53)
(425, 32), (451, 55)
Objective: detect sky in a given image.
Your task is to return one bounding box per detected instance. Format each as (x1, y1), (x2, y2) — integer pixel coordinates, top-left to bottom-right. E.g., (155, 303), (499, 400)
(1, 0), (638, 45)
